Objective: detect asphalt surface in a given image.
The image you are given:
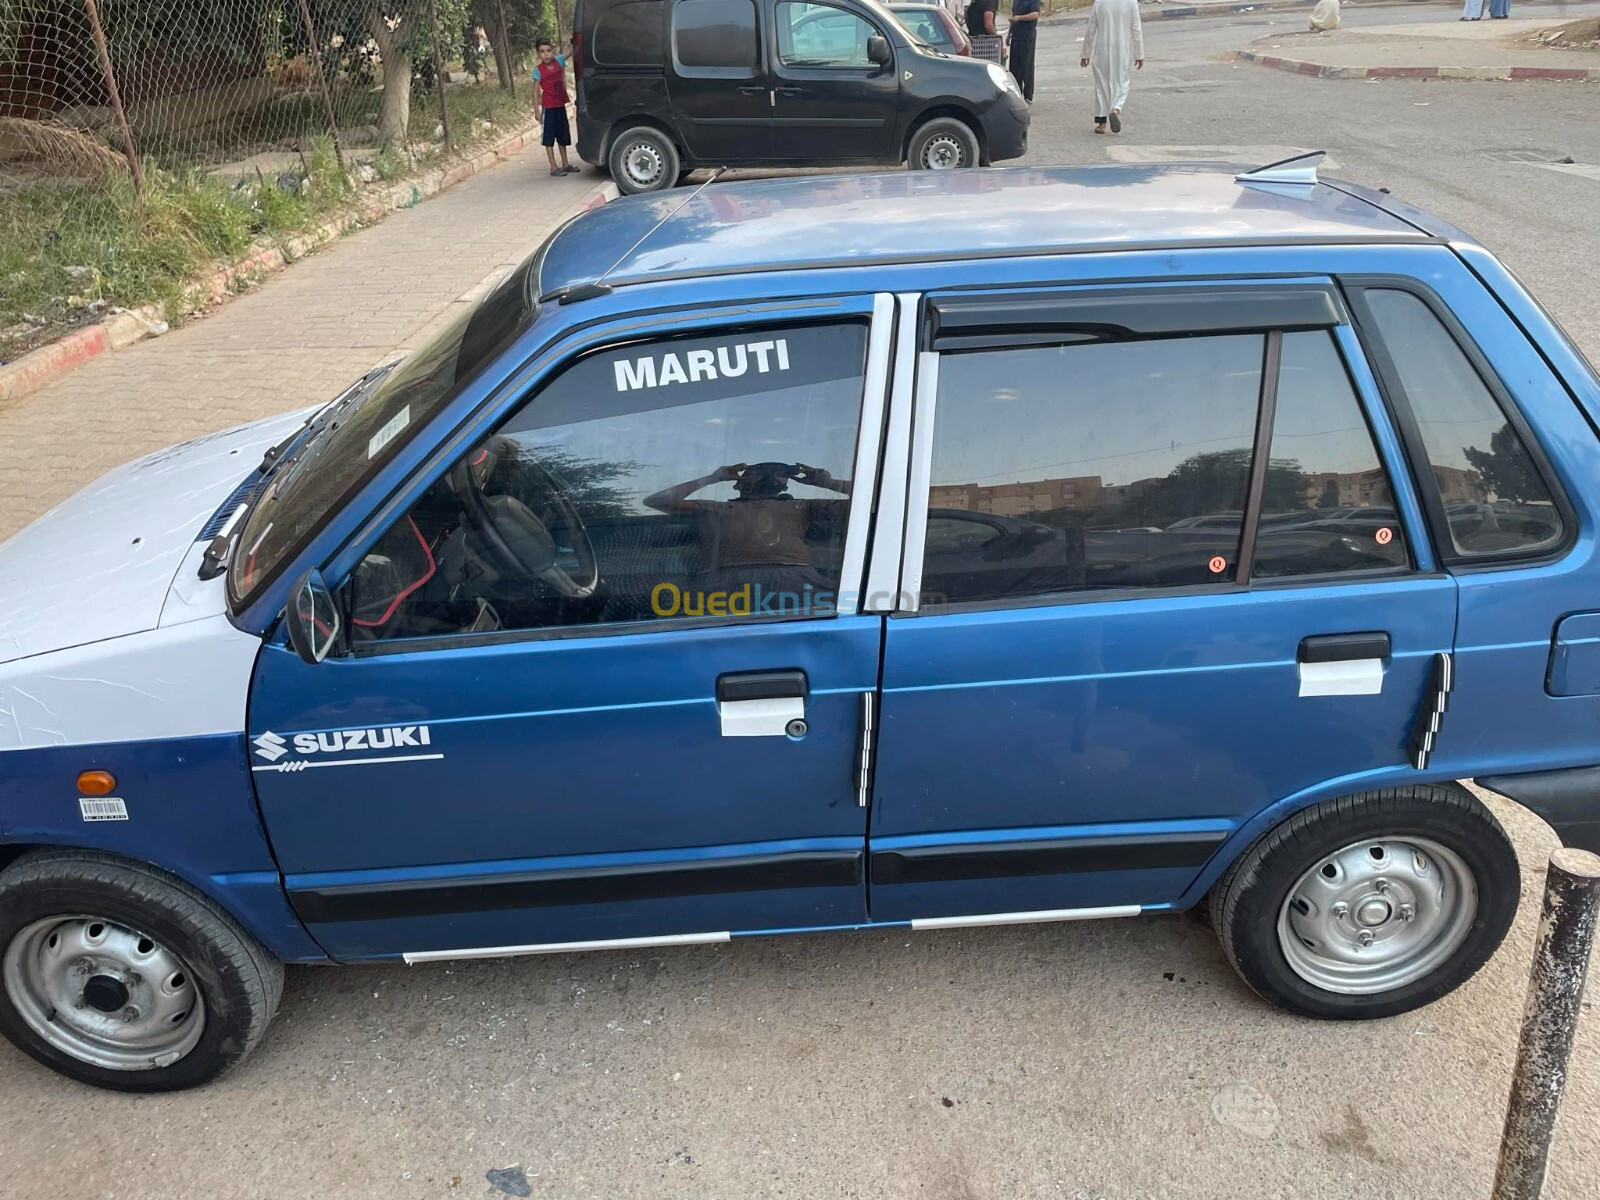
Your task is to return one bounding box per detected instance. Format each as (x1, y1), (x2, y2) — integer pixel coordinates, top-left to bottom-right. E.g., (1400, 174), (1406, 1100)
(4, 8), (1600, 1199)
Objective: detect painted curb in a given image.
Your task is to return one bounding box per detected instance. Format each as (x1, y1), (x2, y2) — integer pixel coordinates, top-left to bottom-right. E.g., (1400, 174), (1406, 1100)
(1235, 49), (1600, 81)
(0, 122), (611, 406)
(1043, 0), (1449, 23)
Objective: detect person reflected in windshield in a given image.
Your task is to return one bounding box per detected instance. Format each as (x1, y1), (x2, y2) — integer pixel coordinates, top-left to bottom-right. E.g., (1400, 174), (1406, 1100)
(645, 462), (851, 594)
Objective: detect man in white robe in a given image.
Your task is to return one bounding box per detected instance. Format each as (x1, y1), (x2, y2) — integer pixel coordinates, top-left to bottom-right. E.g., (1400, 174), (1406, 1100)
(1080, 0), (1145, 135)
(1309, 0), (1340, 31)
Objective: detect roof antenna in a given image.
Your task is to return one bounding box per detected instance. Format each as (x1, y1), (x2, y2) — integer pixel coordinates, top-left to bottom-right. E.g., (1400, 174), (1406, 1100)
(552, 168), (729, 305)
(1236, 151), (1326, 187)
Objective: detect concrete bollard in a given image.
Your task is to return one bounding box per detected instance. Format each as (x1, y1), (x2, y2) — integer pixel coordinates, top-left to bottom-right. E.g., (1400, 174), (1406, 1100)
(1491, 847), (1600, 1200)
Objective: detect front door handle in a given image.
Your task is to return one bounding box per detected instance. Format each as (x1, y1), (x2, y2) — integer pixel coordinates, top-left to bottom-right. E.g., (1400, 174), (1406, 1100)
(716, 670), (808, 737)
(774, 86), (803, 97)
(1297, 632), (1390, 697)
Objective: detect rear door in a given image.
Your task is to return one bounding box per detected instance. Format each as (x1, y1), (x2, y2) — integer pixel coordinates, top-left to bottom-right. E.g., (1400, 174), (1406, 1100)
(867, 281), (1458, 923)
(769, 0), (901, 162)
(666, 0), (772, 164)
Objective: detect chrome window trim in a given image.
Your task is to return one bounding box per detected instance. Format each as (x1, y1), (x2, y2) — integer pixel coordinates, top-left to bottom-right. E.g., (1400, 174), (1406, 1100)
(862, 292), (922, 612)
(896, 350), (941, 614)
(836, 293), (896, 616)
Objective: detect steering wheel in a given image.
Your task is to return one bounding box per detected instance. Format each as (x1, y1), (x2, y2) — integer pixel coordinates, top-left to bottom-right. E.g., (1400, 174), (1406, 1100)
(449, 447), (598, 599)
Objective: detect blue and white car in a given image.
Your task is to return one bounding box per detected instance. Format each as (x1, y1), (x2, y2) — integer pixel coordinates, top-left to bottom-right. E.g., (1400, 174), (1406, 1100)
(4, 156), (1600, 1091)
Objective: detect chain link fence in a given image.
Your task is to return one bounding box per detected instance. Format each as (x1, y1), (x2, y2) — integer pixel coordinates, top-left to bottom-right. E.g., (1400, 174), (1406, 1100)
(2, 1), (558, 364)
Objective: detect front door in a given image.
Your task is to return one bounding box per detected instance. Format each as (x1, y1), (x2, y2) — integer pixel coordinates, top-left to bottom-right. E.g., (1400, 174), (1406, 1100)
(249, 308), (892, 960)
(869, 283), (1458, 921)
(769, 1), (900, 163)
(666, 0), (772, 164)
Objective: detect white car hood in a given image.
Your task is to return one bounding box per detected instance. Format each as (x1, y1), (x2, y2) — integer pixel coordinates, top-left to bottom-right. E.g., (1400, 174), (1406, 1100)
(0, 409), (312, 665)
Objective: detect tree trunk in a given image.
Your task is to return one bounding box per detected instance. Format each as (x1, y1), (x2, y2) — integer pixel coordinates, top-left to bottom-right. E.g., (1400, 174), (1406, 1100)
(368, 1), (422, 147)
(475, 0), (513, 89)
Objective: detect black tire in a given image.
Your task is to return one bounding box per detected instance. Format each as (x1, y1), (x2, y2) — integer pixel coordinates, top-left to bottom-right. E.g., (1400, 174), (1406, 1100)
(0, 851), (283, 1091)
(1210, 785), (1518, 1020)
(607, 125), (681, 195)
(907, 117), (980, 172)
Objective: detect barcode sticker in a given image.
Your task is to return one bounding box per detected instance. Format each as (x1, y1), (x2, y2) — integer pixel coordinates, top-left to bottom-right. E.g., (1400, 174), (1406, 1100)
(79, 797), (129, 822)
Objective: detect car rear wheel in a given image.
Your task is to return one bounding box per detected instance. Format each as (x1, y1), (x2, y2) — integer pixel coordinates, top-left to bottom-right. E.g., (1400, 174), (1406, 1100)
(0, 851), (283, 1091)
(908, 117), (979, 172)
(1210, 785), (1518, 1019)
(608, 126), (681, 195)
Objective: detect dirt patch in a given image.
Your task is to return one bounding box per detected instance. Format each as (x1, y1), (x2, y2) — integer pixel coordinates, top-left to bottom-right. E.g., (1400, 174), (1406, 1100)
(1533, 17), (1600, 51)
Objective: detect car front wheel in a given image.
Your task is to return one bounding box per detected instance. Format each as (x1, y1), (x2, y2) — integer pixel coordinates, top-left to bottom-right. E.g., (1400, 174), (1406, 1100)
(0, 851), (283, 1091)
(908, 117), (980, 172)
(608, 126), (681, 195)
(1210, 785), (1519, 1019)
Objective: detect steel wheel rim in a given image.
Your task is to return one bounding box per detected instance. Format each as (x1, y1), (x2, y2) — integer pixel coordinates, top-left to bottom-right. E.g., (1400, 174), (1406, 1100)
(921, 133), (967, 170)
(621, 140), (665, 189)
(3, 916), (206, 1071)
(1277, 837), (1477, 996)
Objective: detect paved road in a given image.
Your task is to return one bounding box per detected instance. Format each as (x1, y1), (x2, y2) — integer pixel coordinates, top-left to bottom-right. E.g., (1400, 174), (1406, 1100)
(3, 8), (1600, 1199)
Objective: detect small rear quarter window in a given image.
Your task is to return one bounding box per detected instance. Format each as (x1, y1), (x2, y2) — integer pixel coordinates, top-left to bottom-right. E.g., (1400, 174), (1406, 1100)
(1363, 287), (1564, 559)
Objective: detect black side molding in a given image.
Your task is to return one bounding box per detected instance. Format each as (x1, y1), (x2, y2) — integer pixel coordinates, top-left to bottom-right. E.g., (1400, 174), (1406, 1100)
(716, 669), (808, 704)
(1299, 632), (1391, 663)
(292, 849), (861, 924)
(1476, 767), (1600, 856)
(872, 831), (1227, 886)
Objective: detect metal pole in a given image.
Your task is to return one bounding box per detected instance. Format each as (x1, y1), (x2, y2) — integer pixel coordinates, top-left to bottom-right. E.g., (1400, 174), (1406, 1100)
(1492, 847), (1600, 1200)
(82, 0), (142, 191)
(495, 0), (516, 98)
(295, 0), (346, 173)
(427, 0), (453, 155)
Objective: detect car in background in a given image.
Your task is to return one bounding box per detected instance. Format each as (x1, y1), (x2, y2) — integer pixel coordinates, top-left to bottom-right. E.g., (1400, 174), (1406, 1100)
(888, 2), (971, 55)
(573, 0), (1026, 191)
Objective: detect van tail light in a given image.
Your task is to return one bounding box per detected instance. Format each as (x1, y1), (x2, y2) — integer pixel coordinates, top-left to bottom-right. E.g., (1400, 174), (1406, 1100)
(572, 30), (582, 87)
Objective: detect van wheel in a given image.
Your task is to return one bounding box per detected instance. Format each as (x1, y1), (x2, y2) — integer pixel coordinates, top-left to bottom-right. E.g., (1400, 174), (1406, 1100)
(608, 126), (680, 194)
(908, 118), (979, 171)
(1210, 785), (1518, 1020)
(0, 851), (283, 1092)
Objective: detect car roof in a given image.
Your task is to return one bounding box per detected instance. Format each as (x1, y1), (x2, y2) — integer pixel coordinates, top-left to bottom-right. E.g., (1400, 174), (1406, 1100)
(537, 164), (1443, 300)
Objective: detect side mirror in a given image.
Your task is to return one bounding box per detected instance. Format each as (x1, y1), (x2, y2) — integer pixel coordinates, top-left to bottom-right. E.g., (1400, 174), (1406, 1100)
(286, 569), (341, 665)
(866, 35), (890, 67)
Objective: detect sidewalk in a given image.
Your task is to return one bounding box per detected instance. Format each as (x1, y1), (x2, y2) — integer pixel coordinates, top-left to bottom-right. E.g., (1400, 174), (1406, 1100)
(0, 148), (610, 541)
(1239, 17), (1600, 78)
(1042, 0), (1451, 24)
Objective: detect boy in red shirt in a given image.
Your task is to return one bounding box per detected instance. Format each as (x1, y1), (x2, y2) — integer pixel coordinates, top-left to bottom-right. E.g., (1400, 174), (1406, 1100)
(534, 39), (576, 176)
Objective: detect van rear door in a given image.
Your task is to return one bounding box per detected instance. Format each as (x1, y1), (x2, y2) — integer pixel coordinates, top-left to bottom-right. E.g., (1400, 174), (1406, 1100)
(667, 0), (773, 165)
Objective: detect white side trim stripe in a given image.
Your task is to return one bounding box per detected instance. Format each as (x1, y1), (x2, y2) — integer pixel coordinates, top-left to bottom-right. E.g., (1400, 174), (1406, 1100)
(402, 930), (731, 965)
(910, 905), (1141, 931)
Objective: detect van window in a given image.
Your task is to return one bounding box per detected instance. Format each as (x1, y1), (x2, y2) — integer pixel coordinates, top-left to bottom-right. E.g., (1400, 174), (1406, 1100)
(924, 335), (1264, 603)
(594, 0), (666, 65)
(777, 2), (879, 68)
(1251, 331), (1409, 579)
(673, 0), (761, 75)
(1363, 288), (1563, 558)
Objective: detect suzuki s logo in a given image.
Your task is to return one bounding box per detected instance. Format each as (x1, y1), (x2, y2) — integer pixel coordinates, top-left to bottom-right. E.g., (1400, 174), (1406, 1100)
(250, 725), (442, 773)
(252, 731), (288, 761)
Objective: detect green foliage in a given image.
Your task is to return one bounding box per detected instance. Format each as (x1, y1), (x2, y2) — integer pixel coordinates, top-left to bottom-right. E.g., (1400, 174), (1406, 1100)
(373, 143), (412, 181)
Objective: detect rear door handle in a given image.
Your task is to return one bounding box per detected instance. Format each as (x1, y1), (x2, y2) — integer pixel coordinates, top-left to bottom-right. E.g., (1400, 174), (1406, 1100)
(1297, 632), (1390, 698)
(1298, 633), (1391, 663)
(738, 84), (766, 94)
(716, 670), (808, 737)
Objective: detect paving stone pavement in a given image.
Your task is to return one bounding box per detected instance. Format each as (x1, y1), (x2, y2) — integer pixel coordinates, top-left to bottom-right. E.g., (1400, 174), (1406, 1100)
(0, 152), (608, 542)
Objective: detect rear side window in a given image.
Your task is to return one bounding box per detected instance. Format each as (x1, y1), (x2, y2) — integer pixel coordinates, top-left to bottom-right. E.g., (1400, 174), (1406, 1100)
(1362, 288), (1563, 558)
(674, 0), (761, 74)
(1252, 331), (1408, 579)
(926, 335), (1264, 602)
(594, 0), (666, 65)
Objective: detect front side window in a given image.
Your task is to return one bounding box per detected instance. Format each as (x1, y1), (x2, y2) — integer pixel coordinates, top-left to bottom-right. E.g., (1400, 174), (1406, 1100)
(673, 0), (760, 74)
(348, 323), (867, 643)
(778, 2), (879, 67)
(1362, 287), (1563, 558)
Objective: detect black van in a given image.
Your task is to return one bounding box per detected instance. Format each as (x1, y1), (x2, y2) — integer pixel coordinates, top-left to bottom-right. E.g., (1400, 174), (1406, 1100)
(572, 0), (1030, 192)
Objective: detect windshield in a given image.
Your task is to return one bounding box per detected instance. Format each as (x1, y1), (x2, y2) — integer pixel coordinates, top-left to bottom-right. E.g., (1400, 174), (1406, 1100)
(227, 251), (539, 611)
